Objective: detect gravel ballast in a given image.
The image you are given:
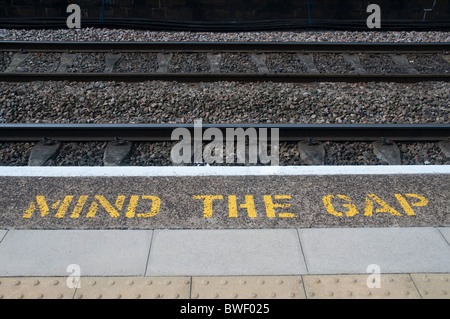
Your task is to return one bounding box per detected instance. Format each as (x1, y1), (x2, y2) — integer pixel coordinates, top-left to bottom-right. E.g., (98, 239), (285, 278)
(0, 81), (447, 125)
(0, 28), (448, 167)
(1, 29), (449, 43)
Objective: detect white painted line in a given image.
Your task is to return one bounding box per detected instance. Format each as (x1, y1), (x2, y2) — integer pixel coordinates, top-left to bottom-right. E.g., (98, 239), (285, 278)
(0, 165), (449, 177)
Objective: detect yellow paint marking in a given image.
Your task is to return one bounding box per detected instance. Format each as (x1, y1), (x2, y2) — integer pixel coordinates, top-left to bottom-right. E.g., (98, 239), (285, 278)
(86, 201), (99, 218)
(51, 200), (60, 210)
(54, 196), (74, 218)
(322, 193), (428, 218)
(21, 192), (430, 220)
(365, 194), (401, 216)
(93, 195), (121, 218)
(125, 195), (140, 218)
(228, 195), (238, 218)
(322, 194), (359, 217)
(124, 195), (161, 218)
(137, 196), (161, 218)
(23, 196), (51, 218)
(70, 196), (88, 218)
(394, 194), (415, 216)
(228, 195), (257, 218)
(23, 196), (75, 218)
(264, 195), (295, 218)
(115, 196), (126, 210)
(23, 201), (36, 219)
(36, 196), (50, 217)
(193, 195), (224, 218)
(394, 194), (428, 216)
(405, 194), (429, 207)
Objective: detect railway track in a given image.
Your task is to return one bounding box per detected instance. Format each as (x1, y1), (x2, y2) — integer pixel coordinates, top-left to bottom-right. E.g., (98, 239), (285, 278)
(0, 38), (449, 301)
(0, 123), (449, 166)
(0, 41), (449, 83)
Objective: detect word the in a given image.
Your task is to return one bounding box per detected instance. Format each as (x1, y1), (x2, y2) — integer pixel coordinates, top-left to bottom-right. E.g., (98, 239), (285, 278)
(323, 193), (428, 217)
(66, 4), (81, 29)
(171, 119), (279, 165)
(193, 194), (295, 218)
(23, 195), (161, 218)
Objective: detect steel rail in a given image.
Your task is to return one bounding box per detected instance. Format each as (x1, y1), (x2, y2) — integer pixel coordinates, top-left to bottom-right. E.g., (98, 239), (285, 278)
(0, 41), (449, 53)
(0, 123), (448, 142)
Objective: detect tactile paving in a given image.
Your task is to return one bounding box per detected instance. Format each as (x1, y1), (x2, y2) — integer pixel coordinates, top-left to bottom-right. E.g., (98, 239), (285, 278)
(1, 274), (449, 299)
(73, 277), (191, 299)
(191, 276), (305, 299)
(303, 274), (421, 299)
(0, 277), (75, 299)
(411, 274), (450, 299)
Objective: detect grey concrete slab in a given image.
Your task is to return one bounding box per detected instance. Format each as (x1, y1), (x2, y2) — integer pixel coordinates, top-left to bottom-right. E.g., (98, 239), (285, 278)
(298, 227), (450, 274)
(0, 230), (152, 276)
(146, 229), (306, 276)
(438, 227), (450, 245)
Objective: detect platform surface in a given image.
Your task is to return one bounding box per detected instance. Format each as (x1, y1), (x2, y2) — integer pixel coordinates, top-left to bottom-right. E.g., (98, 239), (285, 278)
(0, 165), (449, 299)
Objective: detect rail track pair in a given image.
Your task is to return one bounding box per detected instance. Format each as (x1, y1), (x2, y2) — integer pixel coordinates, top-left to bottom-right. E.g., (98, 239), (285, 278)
(0, 41), (448, 150)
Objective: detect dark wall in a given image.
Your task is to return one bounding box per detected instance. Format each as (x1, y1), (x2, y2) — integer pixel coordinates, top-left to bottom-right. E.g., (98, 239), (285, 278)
(1, 0), (449, 21)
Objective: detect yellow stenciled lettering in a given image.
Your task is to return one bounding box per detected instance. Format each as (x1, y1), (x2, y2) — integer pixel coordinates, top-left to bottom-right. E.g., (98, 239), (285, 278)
(126, 195), (162, 218)
(23, 195), (74, 218)
(193, 195), (223, 218)
(365, 194), (401, 216)
(125, 195), (140, 218)
(70, 196), (88, 218)
(137, 196), (161, 218)
(228, 195), (238, 218)
(264, 195), (295, 218)
(86, 195), (124, 218)
(394, 193), (429, 216)
(36, 195), (50, 217)
(228, 195), (257, 218)
(322, 194), (359, 217)
(54, 196), (74, 218)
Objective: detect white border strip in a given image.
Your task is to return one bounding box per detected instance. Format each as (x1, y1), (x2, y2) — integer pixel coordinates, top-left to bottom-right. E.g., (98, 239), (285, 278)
(0, 165), (449, 177)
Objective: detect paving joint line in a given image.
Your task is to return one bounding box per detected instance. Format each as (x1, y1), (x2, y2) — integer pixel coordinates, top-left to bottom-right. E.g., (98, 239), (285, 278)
(436, 227), (450, 247)
(409, 274), (424, 299)
(295, 229), (309, 274)
(144, 230), (155, 277)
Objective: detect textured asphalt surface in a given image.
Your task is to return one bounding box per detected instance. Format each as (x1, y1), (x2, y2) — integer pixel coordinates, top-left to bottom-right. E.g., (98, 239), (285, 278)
(0, 174), (448, 229)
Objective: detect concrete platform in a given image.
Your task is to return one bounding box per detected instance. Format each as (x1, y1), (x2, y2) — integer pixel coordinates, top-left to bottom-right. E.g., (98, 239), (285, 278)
(0, 165), (449, 299)
(0, 227), (449, 277)
(0, 227), (449, 299)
